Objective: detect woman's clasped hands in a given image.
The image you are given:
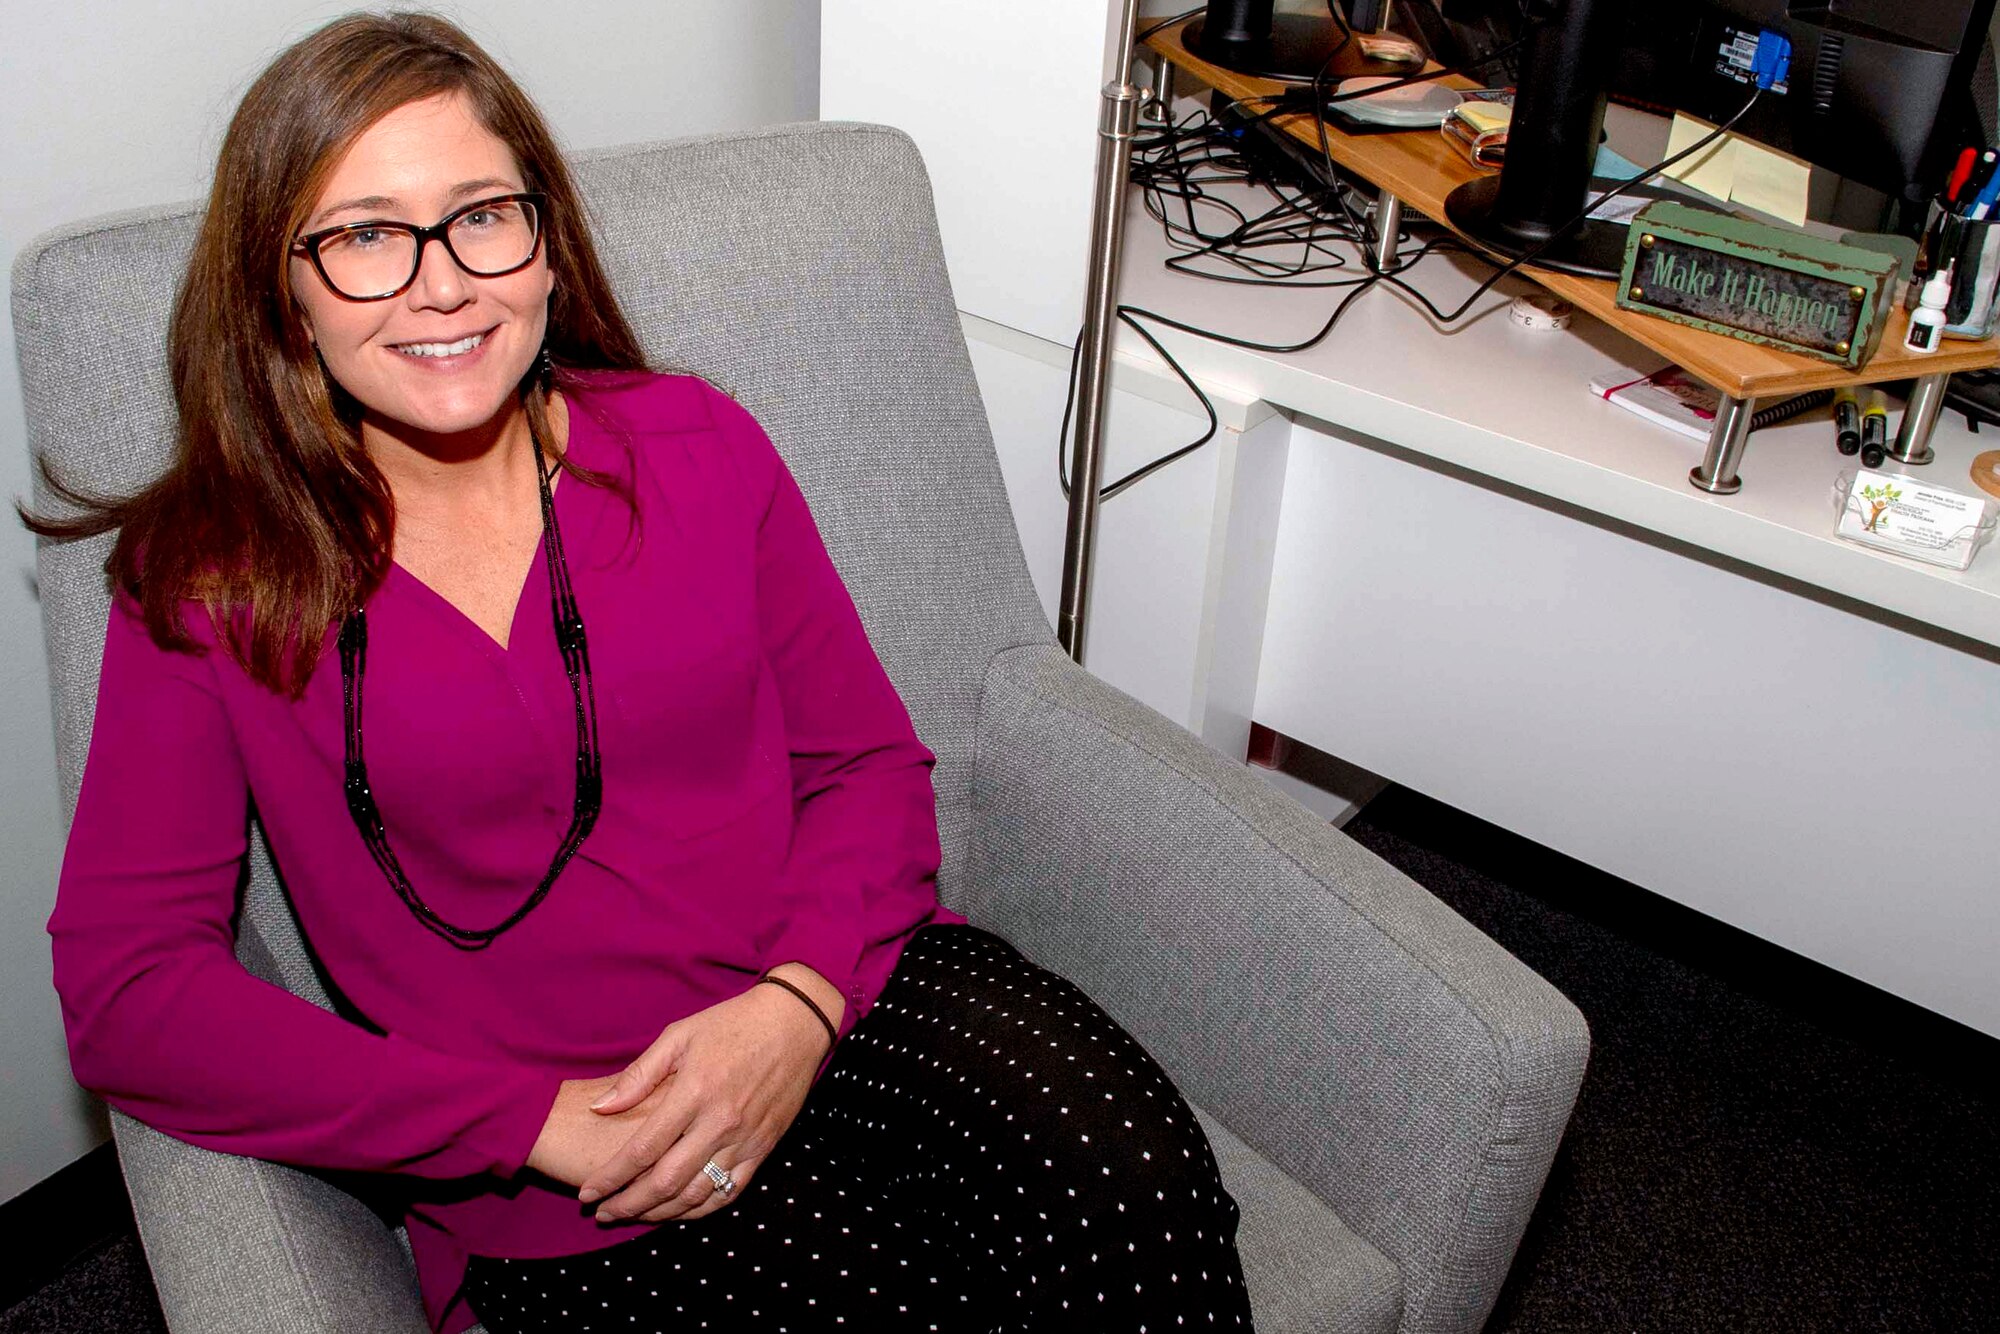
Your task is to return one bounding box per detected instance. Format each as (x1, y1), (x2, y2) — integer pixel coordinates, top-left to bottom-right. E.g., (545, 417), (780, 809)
(525, 964), (843, 1225)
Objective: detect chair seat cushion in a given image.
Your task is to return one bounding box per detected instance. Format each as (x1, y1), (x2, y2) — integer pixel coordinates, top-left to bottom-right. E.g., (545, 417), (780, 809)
(1195, 1107), (1403, 1334)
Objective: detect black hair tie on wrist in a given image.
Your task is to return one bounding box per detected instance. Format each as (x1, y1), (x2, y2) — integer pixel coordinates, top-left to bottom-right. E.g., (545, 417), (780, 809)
(757, 973), (839, 1051)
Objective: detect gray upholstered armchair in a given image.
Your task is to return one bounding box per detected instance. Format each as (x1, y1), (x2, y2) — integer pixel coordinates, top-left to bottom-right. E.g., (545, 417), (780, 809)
(17, 123), (1587, 1334)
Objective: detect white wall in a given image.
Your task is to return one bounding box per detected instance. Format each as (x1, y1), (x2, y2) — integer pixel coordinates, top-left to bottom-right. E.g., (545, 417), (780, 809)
(0, 0), (821, 1206)
(821, 0), (1110, 346)
(965, 320), (1227, 724)
(820, 1), (1206, 347)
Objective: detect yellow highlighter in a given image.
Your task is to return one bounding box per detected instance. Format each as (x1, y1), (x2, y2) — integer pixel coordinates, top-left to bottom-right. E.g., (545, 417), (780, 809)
(1860, 389), (1889, 469)
(1833, 385), (1861, 455)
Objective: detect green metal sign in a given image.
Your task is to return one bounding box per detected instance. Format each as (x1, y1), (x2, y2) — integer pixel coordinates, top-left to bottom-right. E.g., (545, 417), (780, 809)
(1615, 201), (1901, 369)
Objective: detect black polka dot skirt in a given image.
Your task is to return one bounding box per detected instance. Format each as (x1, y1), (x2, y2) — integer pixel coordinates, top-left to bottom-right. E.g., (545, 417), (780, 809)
(463, 924), (1254, 1332)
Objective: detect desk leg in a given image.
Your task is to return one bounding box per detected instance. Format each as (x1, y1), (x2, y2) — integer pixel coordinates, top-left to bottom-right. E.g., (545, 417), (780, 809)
(1891, 372), (1947, 466)
(1690, 393), (1756, 495)
(1372, 193), (1403, 274)
(1189, 409), (1289, 762)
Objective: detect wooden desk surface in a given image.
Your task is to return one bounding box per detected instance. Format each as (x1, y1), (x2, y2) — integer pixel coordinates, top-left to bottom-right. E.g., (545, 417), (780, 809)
(1145, 14), (2000, 400)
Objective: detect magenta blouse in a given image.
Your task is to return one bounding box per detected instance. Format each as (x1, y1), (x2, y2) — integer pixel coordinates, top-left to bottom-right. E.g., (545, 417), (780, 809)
(49, 372), (958, 1333)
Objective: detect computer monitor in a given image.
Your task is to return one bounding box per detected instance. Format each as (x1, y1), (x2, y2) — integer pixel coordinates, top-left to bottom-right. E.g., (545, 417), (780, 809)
(1441, 0), (1630, 277)
(1438, 0), (1999, 277)
(1608, 0), (1999, 226)
(1416, 1), (1996, 217)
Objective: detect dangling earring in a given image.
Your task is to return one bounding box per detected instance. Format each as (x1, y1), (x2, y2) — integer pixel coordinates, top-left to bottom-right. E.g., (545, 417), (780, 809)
(538, 342), (556, 391)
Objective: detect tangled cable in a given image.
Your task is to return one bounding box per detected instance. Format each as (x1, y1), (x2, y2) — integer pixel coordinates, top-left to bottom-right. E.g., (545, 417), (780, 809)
(1059, 75), (1762, 504)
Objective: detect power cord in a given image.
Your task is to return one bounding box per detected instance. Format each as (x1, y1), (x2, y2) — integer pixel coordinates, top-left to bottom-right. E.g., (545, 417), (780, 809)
(1368, 85), (1762, 323)
(1322, 28), (1788, 299)
(1060, 23), (1784, 505)
(1061, 7), (1536, 501)
(1301, 28), (1534, 107)
(1138, 6), (1206, 49)
(1060, 99), (1406, 500)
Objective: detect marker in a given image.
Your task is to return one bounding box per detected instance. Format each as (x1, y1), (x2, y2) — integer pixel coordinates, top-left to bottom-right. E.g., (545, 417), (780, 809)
(1973, 162), (2000, 220)
(1833, 385), (1861, 455)
(1966, 151), (2000, 214)
(1947, 146), (1977, 205)
(1860, 389), (1889, 468)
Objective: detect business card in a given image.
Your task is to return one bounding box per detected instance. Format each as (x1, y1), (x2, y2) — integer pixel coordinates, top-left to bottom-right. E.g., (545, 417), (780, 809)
(1837, 474), (1990, 569)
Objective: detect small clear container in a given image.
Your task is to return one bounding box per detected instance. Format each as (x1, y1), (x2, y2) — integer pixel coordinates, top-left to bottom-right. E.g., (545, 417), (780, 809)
(1832, 469), (1997, 570)
(1912, 199), (2000, 339)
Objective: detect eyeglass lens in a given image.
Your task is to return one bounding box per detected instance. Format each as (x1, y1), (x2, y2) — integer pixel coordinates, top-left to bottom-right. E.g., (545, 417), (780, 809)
(317, 198), (540, 299)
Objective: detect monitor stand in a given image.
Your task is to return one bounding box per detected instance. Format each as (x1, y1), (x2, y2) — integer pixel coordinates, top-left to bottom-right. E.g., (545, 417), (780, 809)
(1444, 175), (1629, 279)
(1181, 14), (1407, 84)
(1440, 0), (1626, 280)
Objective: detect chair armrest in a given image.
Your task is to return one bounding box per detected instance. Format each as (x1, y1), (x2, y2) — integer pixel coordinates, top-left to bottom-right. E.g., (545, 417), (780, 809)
(961, 644), (1589, 1334)
(113, 1111), (433, 1334)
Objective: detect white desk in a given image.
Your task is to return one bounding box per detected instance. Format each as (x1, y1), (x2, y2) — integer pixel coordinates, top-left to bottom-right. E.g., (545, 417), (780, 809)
(995, 174), (2000, 1039)
(1107, 191), (2000, 648)
(824, 0), (1999, 1038)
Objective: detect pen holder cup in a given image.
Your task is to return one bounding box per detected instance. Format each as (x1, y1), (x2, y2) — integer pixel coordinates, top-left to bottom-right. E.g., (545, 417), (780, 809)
(1915, 198), (2000, 339)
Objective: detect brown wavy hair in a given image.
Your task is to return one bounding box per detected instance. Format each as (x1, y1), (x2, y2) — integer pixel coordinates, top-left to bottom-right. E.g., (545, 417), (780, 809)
(23, 11), (649, 697)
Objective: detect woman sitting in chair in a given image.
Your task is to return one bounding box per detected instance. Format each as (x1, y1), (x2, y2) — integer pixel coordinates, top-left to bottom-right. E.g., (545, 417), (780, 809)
(36, 12), (1252, 1333)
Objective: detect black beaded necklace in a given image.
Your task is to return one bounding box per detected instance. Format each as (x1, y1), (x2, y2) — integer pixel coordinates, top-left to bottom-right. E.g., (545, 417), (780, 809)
(338, 421), (603, 950)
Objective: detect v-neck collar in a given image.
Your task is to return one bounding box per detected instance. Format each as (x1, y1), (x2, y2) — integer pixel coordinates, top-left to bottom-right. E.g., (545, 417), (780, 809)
(379, 393), (610, 663)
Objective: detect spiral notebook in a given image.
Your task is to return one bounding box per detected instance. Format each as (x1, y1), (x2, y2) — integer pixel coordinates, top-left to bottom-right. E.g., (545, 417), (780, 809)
(1587, 365), (1719, 442)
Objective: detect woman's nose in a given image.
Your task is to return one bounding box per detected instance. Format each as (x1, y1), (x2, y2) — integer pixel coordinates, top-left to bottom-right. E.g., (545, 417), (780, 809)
(405, 233), (471, 309)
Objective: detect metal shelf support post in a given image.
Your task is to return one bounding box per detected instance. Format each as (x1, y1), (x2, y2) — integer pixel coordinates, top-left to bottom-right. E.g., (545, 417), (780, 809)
(1690, 392), (1757, 495)
(1373, 192), (1404, 274)
(1893, 372), (1949, 466)
(1058, 0), (1145, 663)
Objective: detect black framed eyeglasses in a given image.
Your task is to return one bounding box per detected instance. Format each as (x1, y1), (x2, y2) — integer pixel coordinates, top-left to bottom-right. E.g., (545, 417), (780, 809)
(291, 192), (547, 301)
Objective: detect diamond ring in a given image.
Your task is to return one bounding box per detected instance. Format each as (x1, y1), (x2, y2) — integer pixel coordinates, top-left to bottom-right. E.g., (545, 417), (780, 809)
(702, 1159), (737, 1197)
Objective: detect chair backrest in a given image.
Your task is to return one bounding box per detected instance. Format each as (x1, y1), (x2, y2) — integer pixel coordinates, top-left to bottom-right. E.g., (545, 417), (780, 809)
(15, 122), (1054, 1001)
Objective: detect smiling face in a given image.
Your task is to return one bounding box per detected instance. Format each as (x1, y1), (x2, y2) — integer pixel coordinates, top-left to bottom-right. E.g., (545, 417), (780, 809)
(291, 90), (552, 458)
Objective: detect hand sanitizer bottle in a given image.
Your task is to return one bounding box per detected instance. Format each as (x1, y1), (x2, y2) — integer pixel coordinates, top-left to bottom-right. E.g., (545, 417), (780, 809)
(1904, 263), (1953, 353)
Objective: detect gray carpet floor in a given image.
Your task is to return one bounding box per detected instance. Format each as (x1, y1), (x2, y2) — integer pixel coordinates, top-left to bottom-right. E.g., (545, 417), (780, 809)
(0, 1236), (165, 1334)
(1344, 786), (2000, 1334)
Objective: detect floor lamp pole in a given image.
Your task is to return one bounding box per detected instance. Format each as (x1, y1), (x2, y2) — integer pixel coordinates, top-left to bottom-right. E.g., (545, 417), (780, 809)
(1058, 0), (1145, 663)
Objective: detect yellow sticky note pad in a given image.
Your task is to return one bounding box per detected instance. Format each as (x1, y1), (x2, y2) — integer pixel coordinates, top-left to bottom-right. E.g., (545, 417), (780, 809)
(1454, 102), (1511, 134)
(1664, 113), (1737, 201)
(1728, 139), (1812, 227)
(1661, 113), (1813, 228)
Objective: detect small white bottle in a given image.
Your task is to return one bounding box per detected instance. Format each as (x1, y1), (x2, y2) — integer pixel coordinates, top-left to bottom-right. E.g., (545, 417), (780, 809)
(1904, 263), (1953, 353)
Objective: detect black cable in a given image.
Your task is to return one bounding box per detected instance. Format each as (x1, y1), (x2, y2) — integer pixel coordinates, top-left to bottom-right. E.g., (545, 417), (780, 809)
(1171, 6), (1538, 275)
(1162, 0), (1364, 86)
(1056, 310), (1220, 502)
(1070, 100), (1352, 498)
(1139, 6), (1206, 48)
(1132, 112), (1361, 283)
(1303, 28), (1534, 106)
(1069, 20), (1774, 508)
(1138, 108), (1391, 283)
(1320, 0), (1355, 74)
(1152, 188), (1362, 282)
(1304, 33), (1534, 265)
(1376, 86), (1764, 326)
(1117, 273), (1380, 357)
(1056, 89), (1435, 502)
(1057, 277), (1381, 501)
